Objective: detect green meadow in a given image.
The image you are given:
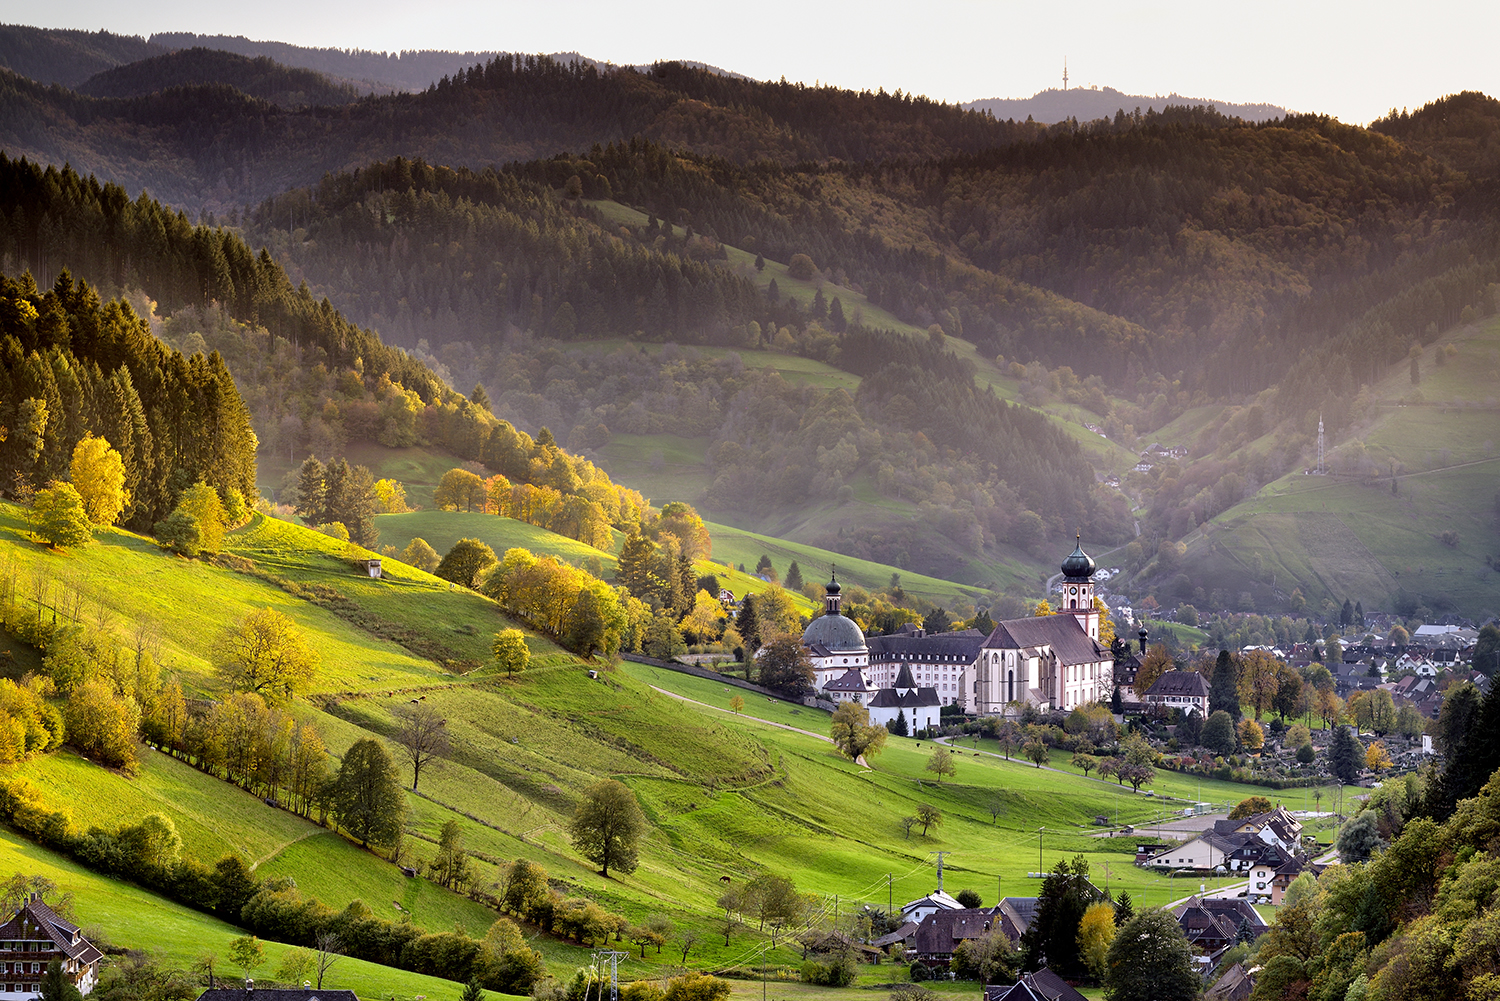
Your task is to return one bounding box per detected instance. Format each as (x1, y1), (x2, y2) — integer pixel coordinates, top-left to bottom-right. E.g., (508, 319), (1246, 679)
(0, 498), (1341, 998)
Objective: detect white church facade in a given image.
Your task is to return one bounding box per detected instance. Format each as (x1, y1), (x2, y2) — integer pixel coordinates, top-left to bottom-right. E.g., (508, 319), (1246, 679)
(800, 538), (1115, 723)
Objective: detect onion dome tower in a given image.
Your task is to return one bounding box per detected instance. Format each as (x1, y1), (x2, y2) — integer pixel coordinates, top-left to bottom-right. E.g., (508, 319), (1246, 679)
(1059, 534), (1100, 640)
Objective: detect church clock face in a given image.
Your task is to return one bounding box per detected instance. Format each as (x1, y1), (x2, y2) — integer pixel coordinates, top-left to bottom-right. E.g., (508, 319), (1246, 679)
(1070, 587), (1077, 595)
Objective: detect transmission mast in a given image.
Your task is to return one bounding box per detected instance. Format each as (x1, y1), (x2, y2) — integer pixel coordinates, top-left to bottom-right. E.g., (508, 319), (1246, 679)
(593, 950), (628, 1001)
(934, 851), (951, 893)
(1063, 58), (1069, 91)
(1317, 415), (1326, 475)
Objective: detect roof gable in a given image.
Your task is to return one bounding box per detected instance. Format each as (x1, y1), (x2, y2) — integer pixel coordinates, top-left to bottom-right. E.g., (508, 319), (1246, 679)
(984, 615), (1107, 667)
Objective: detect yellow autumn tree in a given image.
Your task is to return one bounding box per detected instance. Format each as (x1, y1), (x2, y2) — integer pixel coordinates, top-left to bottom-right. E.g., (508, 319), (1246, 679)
(1365, 741), (1393, 773)
(1076, 901), (1116, 980)
(1033, 598), (1054, 616)
(1094, 595), (1115, 648)
(70, 434), (129, 525)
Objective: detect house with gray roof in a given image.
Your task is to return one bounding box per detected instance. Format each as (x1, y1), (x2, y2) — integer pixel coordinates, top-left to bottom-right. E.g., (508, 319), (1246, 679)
(1142, 670), (1209, 715)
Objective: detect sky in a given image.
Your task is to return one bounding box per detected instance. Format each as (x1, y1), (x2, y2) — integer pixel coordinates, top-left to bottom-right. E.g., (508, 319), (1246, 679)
(7, 0), (1500, 125)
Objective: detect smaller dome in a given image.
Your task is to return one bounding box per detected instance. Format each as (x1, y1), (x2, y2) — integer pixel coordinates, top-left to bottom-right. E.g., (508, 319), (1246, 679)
(825, 575), (841, 596)
(1061, 534), (1096, 579)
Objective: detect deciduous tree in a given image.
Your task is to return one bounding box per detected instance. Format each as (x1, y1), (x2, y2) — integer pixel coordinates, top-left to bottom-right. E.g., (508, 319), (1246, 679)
(830, 702), (887, 760)
(926, 745), (956, 782)
(436, 537), (497, 588)
(570, 779), (647, 877)
(69, 435), (128, 525)
(33, 482), (92, 549)
(392, 701), (449, 790)
(1103, 909), (1198, 1001)
(491, 628), (530, 678)
(212, 607), (319, 704)
(331, 738), (406, 848)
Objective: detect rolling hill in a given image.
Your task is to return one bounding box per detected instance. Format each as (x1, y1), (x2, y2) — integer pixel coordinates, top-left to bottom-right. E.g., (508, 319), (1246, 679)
(0, 499), (1338, 999)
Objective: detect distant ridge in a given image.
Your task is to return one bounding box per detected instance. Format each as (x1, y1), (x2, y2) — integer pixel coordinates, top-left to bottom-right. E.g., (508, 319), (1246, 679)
(149, 32), (744, 93)
(964, 85), (1286, 124)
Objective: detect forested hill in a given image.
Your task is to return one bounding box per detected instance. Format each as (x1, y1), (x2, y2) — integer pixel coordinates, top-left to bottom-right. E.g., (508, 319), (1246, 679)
(0, 23), (162, 87)
(78, 48), (362, 108)
(147, 32), (511, 93)
(964, 85), (1287, 124)
(0, 53), (1041, 211)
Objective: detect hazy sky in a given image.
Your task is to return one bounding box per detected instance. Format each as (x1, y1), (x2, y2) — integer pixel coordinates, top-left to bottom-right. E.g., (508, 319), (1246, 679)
(9, 0), (1498, 124)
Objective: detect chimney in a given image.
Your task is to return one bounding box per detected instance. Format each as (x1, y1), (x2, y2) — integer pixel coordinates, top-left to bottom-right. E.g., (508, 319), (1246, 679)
(1138, 627), (1148, 656)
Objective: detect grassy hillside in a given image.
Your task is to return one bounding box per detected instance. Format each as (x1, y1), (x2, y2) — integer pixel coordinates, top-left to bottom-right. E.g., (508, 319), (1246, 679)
(1172, 315), (1500, 619)
(0, 499), (1339, 999)
(0, 826), (510, 1000)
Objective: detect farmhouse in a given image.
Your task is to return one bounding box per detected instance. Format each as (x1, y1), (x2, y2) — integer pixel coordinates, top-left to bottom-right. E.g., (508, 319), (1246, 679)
(1142, 670), (1209, 715)
(911, 907), (999, 965)
(983, 968), (1088, 1001)
(0, 893), (103, 997)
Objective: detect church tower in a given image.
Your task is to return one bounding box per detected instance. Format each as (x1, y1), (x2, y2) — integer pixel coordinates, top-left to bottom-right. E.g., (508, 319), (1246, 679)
(1059, 535), (1099, 640)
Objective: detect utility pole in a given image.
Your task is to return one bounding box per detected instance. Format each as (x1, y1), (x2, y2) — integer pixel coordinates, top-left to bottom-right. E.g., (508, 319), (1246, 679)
(1037, 827), (1044, 874)
(887, 873), (892, 917)
(935, 851), (951, 893)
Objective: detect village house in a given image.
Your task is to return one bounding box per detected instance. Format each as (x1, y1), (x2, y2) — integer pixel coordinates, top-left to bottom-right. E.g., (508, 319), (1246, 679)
(198, 988), (360, 1001)
(1206, 962), (1255, 1001)
(983, 968), (1088, 1001)
(1172, 896), (1267, 966)
(0, 894), (103, 998)
(1141, 670), (1209, 715)
(911, 907), (1000, 966)
(898, 890), (963, 925)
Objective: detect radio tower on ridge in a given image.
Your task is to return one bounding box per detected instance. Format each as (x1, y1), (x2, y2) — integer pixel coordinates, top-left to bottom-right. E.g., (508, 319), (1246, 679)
(1063, 58), (1069, 91)
(1316, 414), (1326, 475)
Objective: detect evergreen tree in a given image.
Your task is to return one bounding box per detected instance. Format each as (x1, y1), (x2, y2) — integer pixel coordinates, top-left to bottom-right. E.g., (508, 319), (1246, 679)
(1022, 855), (1095, 978)
(1113, 891), (1134, 926)
(1209, 649), (1240, 718)
(471, 383), (492, 412)
(39, 959), (83, 1001)
(754, 253), (765, 272)
(1354, 601), (1365, 628)
(784, 561), (803, 592)
(1329, 724), (1363, 784)
(889, 709), (909, 737)
(812, 288), (828, 319)
(1341, 598), (1354, 627)
(735, 595), (760, 652)
(829, 297), (847, 332)
(973, 608), (995, 634)
(1111, 685), (1123, 714)
(320, 458), (350, 528)
(616, 534), (657, 597)
(295, 456), (326, 524)
(766, 278), (780, 303)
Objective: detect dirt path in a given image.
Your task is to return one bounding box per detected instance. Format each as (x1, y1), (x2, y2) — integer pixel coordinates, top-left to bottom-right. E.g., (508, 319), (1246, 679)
(648, 686), (834, 744)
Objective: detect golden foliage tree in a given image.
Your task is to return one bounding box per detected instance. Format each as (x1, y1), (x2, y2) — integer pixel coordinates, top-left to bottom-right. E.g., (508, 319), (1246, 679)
(70, 435), (128, 525)
(492, 628), (530, 678)
(1076, 901), (1117, 980)
(434, 467), (487, 512)
(212, 607), (319, 704)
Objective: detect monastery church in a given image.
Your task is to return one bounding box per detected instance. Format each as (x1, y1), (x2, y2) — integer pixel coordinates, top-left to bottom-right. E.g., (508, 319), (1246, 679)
(800, 538), (1115, 728)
